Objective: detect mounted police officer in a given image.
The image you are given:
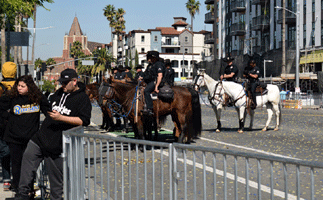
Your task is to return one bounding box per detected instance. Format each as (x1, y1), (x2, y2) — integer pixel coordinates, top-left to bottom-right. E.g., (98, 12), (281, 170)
(134, 65), (144, 80)
(220, 56), (238, 82)
(114, 65), (125, 80)
(141, 51), (165, 115)
(122, 66), (133, 79)
(243, 59), (260, 109)
(163, 59), (175, 86)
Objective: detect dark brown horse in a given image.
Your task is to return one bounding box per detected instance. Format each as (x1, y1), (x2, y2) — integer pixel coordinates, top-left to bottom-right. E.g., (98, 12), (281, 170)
(107, 78), (202, 143)
(85, 82), (116, 131)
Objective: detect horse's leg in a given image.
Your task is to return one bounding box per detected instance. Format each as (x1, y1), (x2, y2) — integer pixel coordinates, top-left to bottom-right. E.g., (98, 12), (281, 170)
(237, 107), (245, 133)
(212, 105), (222, 132)
(153, 118), (158, 141)
(263, 103), (274, 131)
(249, 109), (255, 130)
(272, 103), (280, 131)
(177, 113), (188, 144)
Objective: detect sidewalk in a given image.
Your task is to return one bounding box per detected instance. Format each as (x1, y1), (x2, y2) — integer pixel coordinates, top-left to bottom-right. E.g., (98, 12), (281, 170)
(0, 182), (15, 199)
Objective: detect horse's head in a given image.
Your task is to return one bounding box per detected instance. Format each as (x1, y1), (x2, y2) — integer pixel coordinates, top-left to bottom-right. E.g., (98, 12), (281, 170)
(86, 83), (99, 102)
(193, 69), (206, 91)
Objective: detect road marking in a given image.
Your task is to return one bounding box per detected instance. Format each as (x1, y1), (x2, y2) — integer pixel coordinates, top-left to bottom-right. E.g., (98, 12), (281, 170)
(90, 123), (304, 199)
(157, 150), (304, 200)
(199, 137), (302, 161)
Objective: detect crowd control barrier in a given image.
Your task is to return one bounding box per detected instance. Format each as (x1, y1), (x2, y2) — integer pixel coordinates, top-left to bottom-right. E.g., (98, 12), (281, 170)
(63, 126), (323, 200)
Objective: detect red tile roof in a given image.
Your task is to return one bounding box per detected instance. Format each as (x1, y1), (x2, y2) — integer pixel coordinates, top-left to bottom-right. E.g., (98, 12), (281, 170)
(172, 20), (188, 27)
(156, 27), (180, 35)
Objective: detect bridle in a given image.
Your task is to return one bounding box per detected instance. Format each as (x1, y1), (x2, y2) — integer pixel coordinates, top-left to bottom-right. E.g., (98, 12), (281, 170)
(194, 74), (225, 106)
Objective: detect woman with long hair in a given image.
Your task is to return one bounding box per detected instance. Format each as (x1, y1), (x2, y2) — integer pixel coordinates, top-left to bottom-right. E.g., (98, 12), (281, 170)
(0, 75), (51, 193)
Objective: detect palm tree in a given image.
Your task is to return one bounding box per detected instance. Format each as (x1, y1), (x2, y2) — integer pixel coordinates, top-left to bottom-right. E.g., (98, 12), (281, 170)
(206, 4), (214, 14)
(114, 8), (126, 66)
(92, 48), (115, 74)
(34, 57), (42, 70)
(70, 41), (84, 67)
(186, 0), (200, 32)
(103, 4), (116, 54)
(186, 0), (200, 76)
(46, 58), (56, 80)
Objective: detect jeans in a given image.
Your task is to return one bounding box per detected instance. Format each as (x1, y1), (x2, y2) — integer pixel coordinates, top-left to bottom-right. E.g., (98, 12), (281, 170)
(0, 139), (10, 181)
(8, 142), (27, 190)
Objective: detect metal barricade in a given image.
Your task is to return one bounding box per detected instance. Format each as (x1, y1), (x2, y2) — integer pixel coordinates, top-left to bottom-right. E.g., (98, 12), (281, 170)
(63, 127), (323, 200)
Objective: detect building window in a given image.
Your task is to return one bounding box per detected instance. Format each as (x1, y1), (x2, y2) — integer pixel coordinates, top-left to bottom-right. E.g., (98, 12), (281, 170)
(312, 22), (315, 46)
(69, 43), (72, 58)
(304, 24), (306, 47)
(154, 36), (158, 42)
(185, 37), (188, 42)
(141, 36), (145, 42)
(321, 20), (323, 46)
(185, 48), (188, 53)
(141, 48), (145, 53)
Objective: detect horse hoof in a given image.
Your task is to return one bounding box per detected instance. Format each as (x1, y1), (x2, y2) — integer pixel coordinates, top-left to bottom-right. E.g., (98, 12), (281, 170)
(216, 129), (221, 133)
(237, 130), (243, 134)
(274, 127), (279, 131)
(262, 128), (267, 131)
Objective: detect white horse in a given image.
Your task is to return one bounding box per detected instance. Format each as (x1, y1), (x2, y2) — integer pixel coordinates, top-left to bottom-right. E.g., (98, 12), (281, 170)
(194, 70), (282, 133)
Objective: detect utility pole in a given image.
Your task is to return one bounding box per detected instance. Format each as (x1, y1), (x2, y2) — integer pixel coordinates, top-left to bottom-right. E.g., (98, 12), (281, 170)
(213, 0), (217, 60)
(282, 0), (286, 75)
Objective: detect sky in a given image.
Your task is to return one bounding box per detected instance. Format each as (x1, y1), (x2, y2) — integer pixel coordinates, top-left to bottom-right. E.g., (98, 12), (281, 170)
(24, 0), (212, 61)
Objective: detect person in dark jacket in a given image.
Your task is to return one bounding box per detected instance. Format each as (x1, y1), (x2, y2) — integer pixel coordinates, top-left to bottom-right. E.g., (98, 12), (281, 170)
(140, 51), (165, 115)
(114, 65), (125, 80)
(220, 56), (238, 82)
(134, 65), (144, 80)
(163, 59), (175, 86)
(243, 60), (260, 109)
(16, 69), (92, 200)
(0, 61), (18, 191)
(122, 66), (133, 79)
(0, 75), (51, 193)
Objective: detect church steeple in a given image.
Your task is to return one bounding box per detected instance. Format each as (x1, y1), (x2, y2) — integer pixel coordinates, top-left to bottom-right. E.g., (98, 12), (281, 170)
(69, 17), (83, 36)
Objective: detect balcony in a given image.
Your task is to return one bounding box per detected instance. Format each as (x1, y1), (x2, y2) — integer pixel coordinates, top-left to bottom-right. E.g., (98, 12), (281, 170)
(205, 0), (214, 4)
(251, 15), (270, 31)
(204, 33), (216, 44)
(161, 41), (180, 47)
(277, 8), (296, 24)
(231, 50), (243, 56)
(251, 0), (268, 5)
(205, 12), (216, 24)
(231, 23), (246, 36)
(230, 1), (246, 12)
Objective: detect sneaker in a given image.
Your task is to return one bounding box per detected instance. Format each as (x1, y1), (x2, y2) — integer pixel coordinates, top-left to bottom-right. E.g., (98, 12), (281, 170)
(3, 181), (10, 191)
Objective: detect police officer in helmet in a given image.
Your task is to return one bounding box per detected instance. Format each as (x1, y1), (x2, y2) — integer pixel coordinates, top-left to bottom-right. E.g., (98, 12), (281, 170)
(220, 56), (238, 82)
(141, 51), (165, 115)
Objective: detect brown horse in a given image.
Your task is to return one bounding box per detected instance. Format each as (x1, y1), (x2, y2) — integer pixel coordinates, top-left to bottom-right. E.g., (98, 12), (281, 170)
(107, 78), (202, 143)
(85, 82), (117, 131)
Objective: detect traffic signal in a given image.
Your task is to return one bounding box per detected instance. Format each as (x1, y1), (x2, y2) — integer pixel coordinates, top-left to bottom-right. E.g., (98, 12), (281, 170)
(41, 63), (46, 76)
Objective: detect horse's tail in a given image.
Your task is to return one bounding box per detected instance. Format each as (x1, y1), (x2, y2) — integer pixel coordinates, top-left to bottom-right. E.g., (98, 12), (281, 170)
(279, 101), (282, 125)
(187, 87), (202, 137)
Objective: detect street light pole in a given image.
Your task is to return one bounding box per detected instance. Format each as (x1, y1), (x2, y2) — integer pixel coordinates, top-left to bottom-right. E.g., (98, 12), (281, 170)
(275, 4), (299, 92)
(264, 60), (273, 80)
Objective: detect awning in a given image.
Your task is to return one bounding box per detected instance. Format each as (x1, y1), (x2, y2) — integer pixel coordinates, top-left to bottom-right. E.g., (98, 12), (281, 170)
(300, 51), (323, 64)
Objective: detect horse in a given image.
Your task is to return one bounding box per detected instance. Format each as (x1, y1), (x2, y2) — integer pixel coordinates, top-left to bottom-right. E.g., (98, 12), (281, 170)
(194, 70), (281, 133)
(85, 82), (117, 131)
(107, 77), (202, 143)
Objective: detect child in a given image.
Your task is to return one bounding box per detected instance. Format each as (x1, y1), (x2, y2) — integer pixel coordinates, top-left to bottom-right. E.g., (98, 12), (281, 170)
(0, 75), (51, 193)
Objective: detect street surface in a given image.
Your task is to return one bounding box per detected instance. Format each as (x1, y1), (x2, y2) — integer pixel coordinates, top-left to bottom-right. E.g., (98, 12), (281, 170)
(86, 104), (323, 200)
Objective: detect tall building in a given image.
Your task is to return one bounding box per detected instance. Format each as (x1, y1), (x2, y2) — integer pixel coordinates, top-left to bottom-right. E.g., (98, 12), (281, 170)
(46, 17), (111, 81)
(113, 17), (212, 81)
(205, 0), (321, 92)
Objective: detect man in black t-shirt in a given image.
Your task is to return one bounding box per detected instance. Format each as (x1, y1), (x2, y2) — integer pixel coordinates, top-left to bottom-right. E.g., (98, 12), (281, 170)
(243, 60), (260, 109)
(220, 56), (238, 82)
(140, 51), (165, 115)
(122, 66), (133, 79)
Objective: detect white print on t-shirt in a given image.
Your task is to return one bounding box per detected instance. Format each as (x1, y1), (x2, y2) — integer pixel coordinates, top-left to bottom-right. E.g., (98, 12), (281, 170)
(52, 93), (71, 115)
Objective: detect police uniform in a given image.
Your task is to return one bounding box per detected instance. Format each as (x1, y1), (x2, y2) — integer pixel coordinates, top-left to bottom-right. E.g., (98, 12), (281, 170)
(163, 60), (175, 86)
(222, 64), (238, 82)
(114, 66), (125, 80)
(245, 65), (260, 108)
(134, 71), (144, 80)
(121, 66), (133, 79)
(143, 51), (165, 112)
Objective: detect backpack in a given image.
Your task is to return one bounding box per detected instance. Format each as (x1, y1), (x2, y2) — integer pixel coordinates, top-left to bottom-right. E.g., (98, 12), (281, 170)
(158, 84), (174, 102)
